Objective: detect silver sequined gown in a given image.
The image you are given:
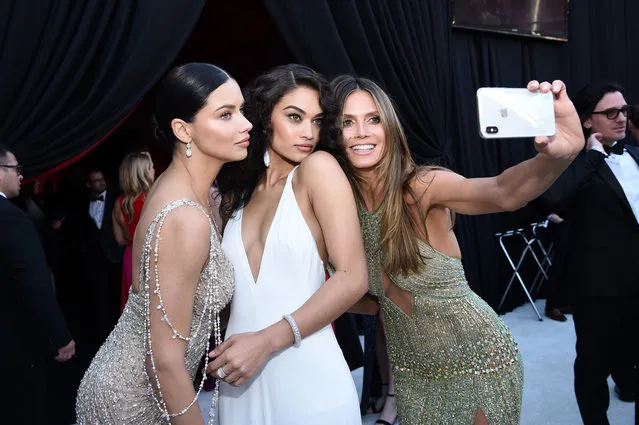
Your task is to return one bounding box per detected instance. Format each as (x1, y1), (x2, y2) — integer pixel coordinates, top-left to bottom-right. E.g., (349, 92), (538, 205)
(360, 206), (523, 425)
(76, 200), (234, 424)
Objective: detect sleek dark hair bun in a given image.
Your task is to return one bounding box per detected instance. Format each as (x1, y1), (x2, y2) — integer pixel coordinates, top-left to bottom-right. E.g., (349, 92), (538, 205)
(153, 63), (230, 152)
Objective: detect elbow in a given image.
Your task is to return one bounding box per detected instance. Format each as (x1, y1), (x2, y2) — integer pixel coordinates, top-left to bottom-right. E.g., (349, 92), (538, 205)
(494, 184), (529, 212)
(333, 262), (369, 303)
(147, 351), (187, 382)
(113, 227), (130, 246)
(355, 281), (368, 299)
(353, 265), (369, 298)
(500, 197), (529, 212)
(490, 180), (522, 213)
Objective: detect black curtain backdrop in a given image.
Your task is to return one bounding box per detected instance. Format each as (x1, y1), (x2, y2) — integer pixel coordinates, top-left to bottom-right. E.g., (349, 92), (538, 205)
(264, 0), (639, 309)
(0, 0), (206, 178)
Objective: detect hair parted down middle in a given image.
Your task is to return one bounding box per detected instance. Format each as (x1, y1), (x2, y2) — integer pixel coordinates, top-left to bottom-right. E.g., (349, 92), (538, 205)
(330, 75), (453, 276)
(216, 64), (350, 224)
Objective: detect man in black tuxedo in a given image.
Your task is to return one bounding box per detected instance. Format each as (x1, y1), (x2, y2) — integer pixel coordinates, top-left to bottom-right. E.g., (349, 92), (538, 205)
(71, 168), (124, 352)
(629, 104), (639, 145)
(544, 83), (639, 424)
(0, 145), (75, 425)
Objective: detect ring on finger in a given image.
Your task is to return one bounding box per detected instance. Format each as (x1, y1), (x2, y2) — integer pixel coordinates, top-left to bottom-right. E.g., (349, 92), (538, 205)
(217, 366), (228, 380)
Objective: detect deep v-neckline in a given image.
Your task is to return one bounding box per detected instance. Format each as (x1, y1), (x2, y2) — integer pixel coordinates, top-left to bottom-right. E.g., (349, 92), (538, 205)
(239, 176), (289, 285)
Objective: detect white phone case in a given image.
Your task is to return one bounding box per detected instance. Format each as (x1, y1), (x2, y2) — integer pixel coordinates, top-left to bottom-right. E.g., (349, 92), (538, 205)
(476, 87), (556, 139)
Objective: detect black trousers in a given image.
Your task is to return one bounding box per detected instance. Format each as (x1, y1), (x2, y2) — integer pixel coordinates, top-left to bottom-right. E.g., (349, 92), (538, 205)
(334, 313), (364, 371)
(1, 359), (48, 425)
(573, 296), (639, 425)
(83, 250), (121, 350)
(545, 222), (570, 310)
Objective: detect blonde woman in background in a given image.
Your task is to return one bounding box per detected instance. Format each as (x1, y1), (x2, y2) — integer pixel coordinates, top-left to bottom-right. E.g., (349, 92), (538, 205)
(113, 151), (155, 312)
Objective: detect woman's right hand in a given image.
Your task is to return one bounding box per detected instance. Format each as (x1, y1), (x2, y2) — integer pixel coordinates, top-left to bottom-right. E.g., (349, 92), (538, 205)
(207, 326), (285, 387)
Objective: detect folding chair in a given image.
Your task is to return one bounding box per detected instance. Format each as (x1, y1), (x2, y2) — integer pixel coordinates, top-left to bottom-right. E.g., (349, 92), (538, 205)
(529, 220), (554, 297)
(495, 227), (548, 321)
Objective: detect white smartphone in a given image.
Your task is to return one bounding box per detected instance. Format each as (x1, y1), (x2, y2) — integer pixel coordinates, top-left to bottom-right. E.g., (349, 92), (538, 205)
(476, 87), (556, 139)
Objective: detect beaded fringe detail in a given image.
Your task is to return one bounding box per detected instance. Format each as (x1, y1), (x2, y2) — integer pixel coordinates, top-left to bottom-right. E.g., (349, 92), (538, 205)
(76, 199), (234, 424)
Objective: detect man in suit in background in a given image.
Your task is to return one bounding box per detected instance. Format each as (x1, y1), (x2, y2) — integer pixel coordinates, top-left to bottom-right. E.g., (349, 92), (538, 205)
(544, 83), (638, 425)
(628, 104), (639, 145)
(71, 168), (124, 353)
(0, 145), (75, 425)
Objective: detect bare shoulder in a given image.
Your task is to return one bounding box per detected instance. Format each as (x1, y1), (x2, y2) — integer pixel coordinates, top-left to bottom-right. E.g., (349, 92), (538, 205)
(296, 151), (347, 194)
(297, 150), (343, 179)
(164, 205), (211, 236)
(148, 200), (212, 261)
(412, 168), (435, 190)
(407, 166), (455, 205)
(414, 166), (459, 186)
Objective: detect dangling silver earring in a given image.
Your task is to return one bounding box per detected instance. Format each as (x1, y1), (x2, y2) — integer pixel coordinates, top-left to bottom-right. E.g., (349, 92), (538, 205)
(186, 141), (192, 158)
(263, 150), (270, 167)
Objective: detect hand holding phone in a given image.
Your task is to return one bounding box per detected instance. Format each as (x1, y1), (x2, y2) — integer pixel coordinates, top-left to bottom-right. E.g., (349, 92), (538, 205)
(477, 87), (555, 139)
(478, 80), (584, 162)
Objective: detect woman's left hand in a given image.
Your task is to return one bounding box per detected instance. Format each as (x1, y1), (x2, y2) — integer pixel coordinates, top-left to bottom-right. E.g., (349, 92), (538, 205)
(527, 80), (583, 161)
(206, 332), (274, 387)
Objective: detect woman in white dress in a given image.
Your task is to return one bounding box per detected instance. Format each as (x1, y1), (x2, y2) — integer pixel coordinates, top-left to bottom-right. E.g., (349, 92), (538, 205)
(209, 64), (368, 425)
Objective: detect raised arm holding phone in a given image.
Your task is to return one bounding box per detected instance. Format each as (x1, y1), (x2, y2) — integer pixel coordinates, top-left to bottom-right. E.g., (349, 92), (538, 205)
(330, 77), (583, 425)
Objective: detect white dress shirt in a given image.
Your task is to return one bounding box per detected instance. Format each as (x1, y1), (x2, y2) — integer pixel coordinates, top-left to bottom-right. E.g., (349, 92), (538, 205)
(89, 190), (107, 229)
(605, 148), (639, 224)
(0, 191), (6, 198)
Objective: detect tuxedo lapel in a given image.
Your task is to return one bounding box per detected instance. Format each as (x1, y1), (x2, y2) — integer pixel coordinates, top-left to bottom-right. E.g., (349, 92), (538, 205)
(87, 196), (99, 230)
(101, 193), (114, 233)
(596, 159), (634, 218)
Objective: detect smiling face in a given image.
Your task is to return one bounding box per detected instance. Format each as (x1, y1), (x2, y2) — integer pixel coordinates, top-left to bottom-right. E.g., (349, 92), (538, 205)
(268, 86), (324, 165)
(583, 91), (628, 145)
(341, 90), (386, 172)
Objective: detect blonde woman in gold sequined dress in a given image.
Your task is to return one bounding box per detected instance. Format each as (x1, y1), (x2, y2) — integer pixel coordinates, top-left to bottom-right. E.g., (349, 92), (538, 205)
(76, 63), (251, 425)
(330, 76), (584, 425)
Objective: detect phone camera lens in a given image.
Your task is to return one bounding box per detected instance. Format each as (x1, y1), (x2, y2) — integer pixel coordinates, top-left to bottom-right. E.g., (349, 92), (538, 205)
(486, 126), (498, 134)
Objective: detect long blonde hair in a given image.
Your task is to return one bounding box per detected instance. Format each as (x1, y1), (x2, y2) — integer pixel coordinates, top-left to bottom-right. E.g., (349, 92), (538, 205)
(119, 152), (153, 222)
(331, 76), (452, 275)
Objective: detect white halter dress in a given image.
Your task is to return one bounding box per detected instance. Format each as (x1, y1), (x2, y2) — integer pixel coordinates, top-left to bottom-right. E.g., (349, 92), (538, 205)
(219, 167), (361, 425)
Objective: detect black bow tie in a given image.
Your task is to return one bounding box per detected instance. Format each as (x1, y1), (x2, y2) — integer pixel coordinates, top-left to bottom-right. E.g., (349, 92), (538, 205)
(91, 195), (104, 202)
(604, 141), (625, 156)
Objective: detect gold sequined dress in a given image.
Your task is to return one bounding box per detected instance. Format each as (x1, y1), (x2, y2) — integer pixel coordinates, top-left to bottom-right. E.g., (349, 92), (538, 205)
(359, 207), (523, 425)
(76, 200), (234, 424)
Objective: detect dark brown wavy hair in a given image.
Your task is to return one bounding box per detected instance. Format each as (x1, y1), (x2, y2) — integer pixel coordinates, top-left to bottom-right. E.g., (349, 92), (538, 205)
(216, 64), (349, 223)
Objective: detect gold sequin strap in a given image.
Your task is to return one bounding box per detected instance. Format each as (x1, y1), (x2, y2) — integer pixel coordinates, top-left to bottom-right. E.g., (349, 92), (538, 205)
(140, 199), (221, 424)
(358, 205), (386, 299)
